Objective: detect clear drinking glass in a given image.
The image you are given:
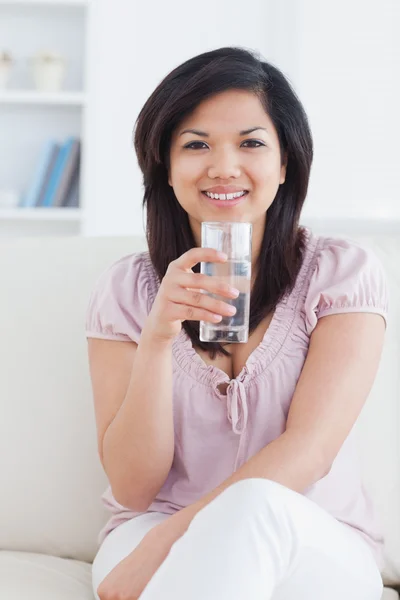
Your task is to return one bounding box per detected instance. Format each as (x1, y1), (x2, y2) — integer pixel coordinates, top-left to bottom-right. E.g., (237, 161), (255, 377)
(199, 221), (252, 343)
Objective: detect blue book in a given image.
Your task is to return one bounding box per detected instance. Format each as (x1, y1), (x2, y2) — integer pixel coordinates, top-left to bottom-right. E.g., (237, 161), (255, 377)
(36, 144), (61, 207)
(41, 137), (76, 208)
(52, 139), (81, 207)
(21, 140), (59, 208)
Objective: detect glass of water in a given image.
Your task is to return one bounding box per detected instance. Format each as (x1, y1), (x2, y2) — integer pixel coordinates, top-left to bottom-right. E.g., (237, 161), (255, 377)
(199, 221), (252, 343)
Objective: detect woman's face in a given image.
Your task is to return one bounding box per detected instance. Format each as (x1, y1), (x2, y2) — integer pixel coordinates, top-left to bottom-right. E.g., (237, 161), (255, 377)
(168, 89), (287, 246)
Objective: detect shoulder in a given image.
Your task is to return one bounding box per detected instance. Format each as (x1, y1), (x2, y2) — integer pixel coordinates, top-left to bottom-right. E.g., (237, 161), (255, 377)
(310, 234), (388, 295)
(85, 250), (158, 342)
(93, 250), (156, 301)
(303, 230), (389, 335)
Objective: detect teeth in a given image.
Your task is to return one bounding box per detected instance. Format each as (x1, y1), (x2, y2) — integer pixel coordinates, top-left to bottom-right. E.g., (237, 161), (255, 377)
(204, 191), (246, 200)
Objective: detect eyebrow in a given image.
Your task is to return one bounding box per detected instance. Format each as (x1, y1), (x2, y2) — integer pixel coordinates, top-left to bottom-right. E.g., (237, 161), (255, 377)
(179, 126), (268, 137)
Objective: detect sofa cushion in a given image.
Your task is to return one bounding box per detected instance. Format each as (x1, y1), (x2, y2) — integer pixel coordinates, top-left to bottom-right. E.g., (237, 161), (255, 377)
(343, 235), (400, 586)
(0, 551), (397, 600)
(0, 551), (93, 600)
(0, 236), (145, 564)
(383, 589), (400, 600)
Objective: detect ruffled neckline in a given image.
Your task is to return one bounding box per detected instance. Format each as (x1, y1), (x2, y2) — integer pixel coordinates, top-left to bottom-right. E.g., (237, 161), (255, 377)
(143, 227), (321, 392)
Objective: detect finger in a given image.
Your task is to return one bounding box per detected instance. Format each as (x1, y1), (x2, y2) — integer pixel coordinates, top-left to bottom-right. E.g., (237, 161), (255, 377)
(168, 286), (237, 317)
(173, 247), (227, 271)
(167, 301), (224, 323)
(175, 271), (239, 298)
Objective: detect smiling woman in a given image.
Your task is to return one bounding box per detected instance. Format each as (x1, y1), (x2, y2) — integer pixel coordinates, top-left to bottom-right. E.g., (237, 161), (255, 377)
(133, 49), (307, 361)
(87, 46), (388, 600)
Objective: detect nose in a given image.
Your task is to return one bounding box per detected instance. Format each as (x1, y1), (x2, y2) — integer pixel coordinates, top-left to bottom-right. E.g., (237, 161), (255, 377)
(207, 148), (241, 180)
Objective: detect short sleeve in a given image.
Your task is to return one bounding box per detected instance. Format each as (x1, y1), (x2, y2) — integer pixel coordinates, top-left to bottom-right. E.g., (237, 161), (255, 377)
(85, 252), (152, 343)
(304, 237), (389, 336)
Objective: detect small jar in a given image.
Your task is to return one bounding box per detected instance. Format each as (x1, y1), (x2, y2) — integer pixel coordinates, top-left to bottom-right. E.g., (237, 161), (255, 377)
(0, 54), (13, 90)
(30, 53), (66, 92)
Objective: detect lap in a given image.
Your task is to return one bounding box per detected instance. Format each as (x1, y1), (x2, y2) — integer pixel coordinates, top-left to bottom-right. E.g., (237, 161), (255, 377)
(92, 480), (383, 600)
(190, 478), (383, 595)
(144, 479), (382, 600)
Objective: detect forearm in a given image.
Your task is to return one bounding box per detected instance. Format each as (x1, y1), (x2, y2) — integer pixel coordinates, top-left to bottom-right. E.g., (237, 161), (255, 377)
(162, 430), (329, 538)
(103, 327), (174, 511)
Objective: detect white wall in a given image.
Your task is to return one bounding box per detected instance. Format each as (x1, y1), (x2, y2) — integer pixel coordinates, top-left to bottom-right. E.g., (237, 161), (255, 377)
(83, 0), (299, 236)
(83, 0), (400, 236)
(296, 0), (400, 222)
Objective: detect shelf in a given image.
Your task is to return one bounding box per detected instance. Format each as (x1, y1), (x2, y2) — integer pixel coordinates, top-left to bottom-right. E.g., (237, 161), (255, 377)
(0, 0), (88, 236)
(0, 1), (89, 6)
(0, 90), (86, 106)
(0, 207), (82, 221)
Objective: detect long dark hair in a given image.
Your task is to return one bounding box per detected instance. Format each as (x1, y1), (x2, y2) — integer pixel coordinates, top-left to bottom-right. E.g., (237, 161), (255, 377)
(133, 47), (313, 359)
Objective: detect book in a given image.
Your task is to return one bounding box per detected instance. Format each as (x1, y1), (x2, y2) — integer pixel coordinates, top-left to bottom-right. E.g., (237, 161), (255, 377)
(52, 139), (81, 208)
(63, 163), (80, 208)
(41, 137), (77, 208)
(20, 140), (59, 208)
(36, 144), (61, 207)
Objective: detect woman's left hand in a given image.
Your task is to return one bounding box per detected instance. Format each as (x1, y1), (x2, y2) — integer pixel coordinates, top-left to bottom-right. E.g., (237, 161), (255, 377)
(96, 511), (192, 600)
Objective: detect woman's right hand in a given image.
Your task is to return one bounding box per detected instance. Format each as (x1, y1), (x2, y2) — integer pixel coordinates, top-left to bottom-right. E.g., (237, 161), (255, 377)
(144, 247), (239, 343)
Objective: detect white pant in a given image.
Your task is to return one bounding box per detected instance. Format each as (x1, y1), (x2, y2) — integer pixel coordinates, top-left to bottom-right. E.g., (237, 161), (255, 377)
(92, 478), (383, 599)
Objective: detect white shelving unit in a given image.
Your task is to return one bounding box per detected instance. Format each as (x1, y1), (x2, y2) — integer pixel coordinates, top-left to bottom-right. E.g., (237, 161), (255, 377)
(0, 207), (82, 220)
(0, 90), (86, 105)
(0, 1), (88, 9)
(0, 0), (90, 236)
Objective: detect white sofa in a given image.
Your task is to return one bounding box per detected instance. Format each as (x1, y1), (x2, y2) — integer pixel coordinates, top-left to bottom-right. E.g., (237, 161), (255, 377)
(0, 227), (399, 599)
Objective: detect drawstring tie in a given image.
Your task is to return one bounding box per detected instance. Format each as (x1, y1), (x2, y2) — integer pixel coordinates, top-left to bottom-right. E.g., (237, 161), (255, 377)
(226, 379), (248, 435)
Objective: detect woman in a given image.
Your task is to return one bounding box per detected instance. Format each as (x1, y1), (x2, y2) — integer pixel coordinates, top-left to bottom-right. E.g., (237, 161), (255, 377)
(86, 47), (388, 599)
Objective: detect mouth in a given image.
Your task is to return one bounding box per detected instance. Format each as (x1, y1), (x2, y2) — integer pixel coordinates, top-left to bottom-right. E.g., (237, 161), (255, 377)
(201, 190), (249, 208)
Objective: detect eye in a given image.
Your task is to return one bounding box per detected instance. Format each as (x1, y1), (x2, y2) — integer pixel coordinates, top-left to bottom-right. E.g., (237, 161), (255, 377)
(183, 141), (209, 150)
(183, 139), (266, 150)
(241, 139), (265, 148)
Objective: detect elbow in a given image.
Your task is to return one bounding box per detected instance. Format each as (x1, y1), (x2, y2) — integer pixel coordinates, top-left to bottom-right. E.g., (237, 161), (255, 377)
(110, 467), (172, 511)
(320, 461), (332, 479)
(284, 430), (333, 484)
(301, 443), (333, 486)
(315, 452), (333, 481)
(302, 459), (331, 491)
(112, 485), (154, 512)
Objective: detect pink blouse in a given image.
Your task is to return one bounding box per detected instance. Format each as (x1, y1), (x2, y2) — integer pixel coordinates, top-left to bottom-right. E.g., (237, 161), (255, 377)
(85, 227), (389, 568)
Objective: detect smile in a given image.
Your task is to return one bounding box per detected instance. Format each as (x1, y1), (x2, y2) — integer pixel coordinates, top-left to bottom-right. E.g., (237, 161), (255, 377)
(203, 191), (248, 200)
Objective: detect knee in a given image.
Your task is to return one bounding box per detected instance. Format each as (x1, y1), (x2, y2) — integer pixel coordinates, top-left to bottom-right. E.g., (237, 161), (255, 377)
(221, 478), (289, 512)
(185, 478), (300, 546)
(196, 478), (290, 525)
